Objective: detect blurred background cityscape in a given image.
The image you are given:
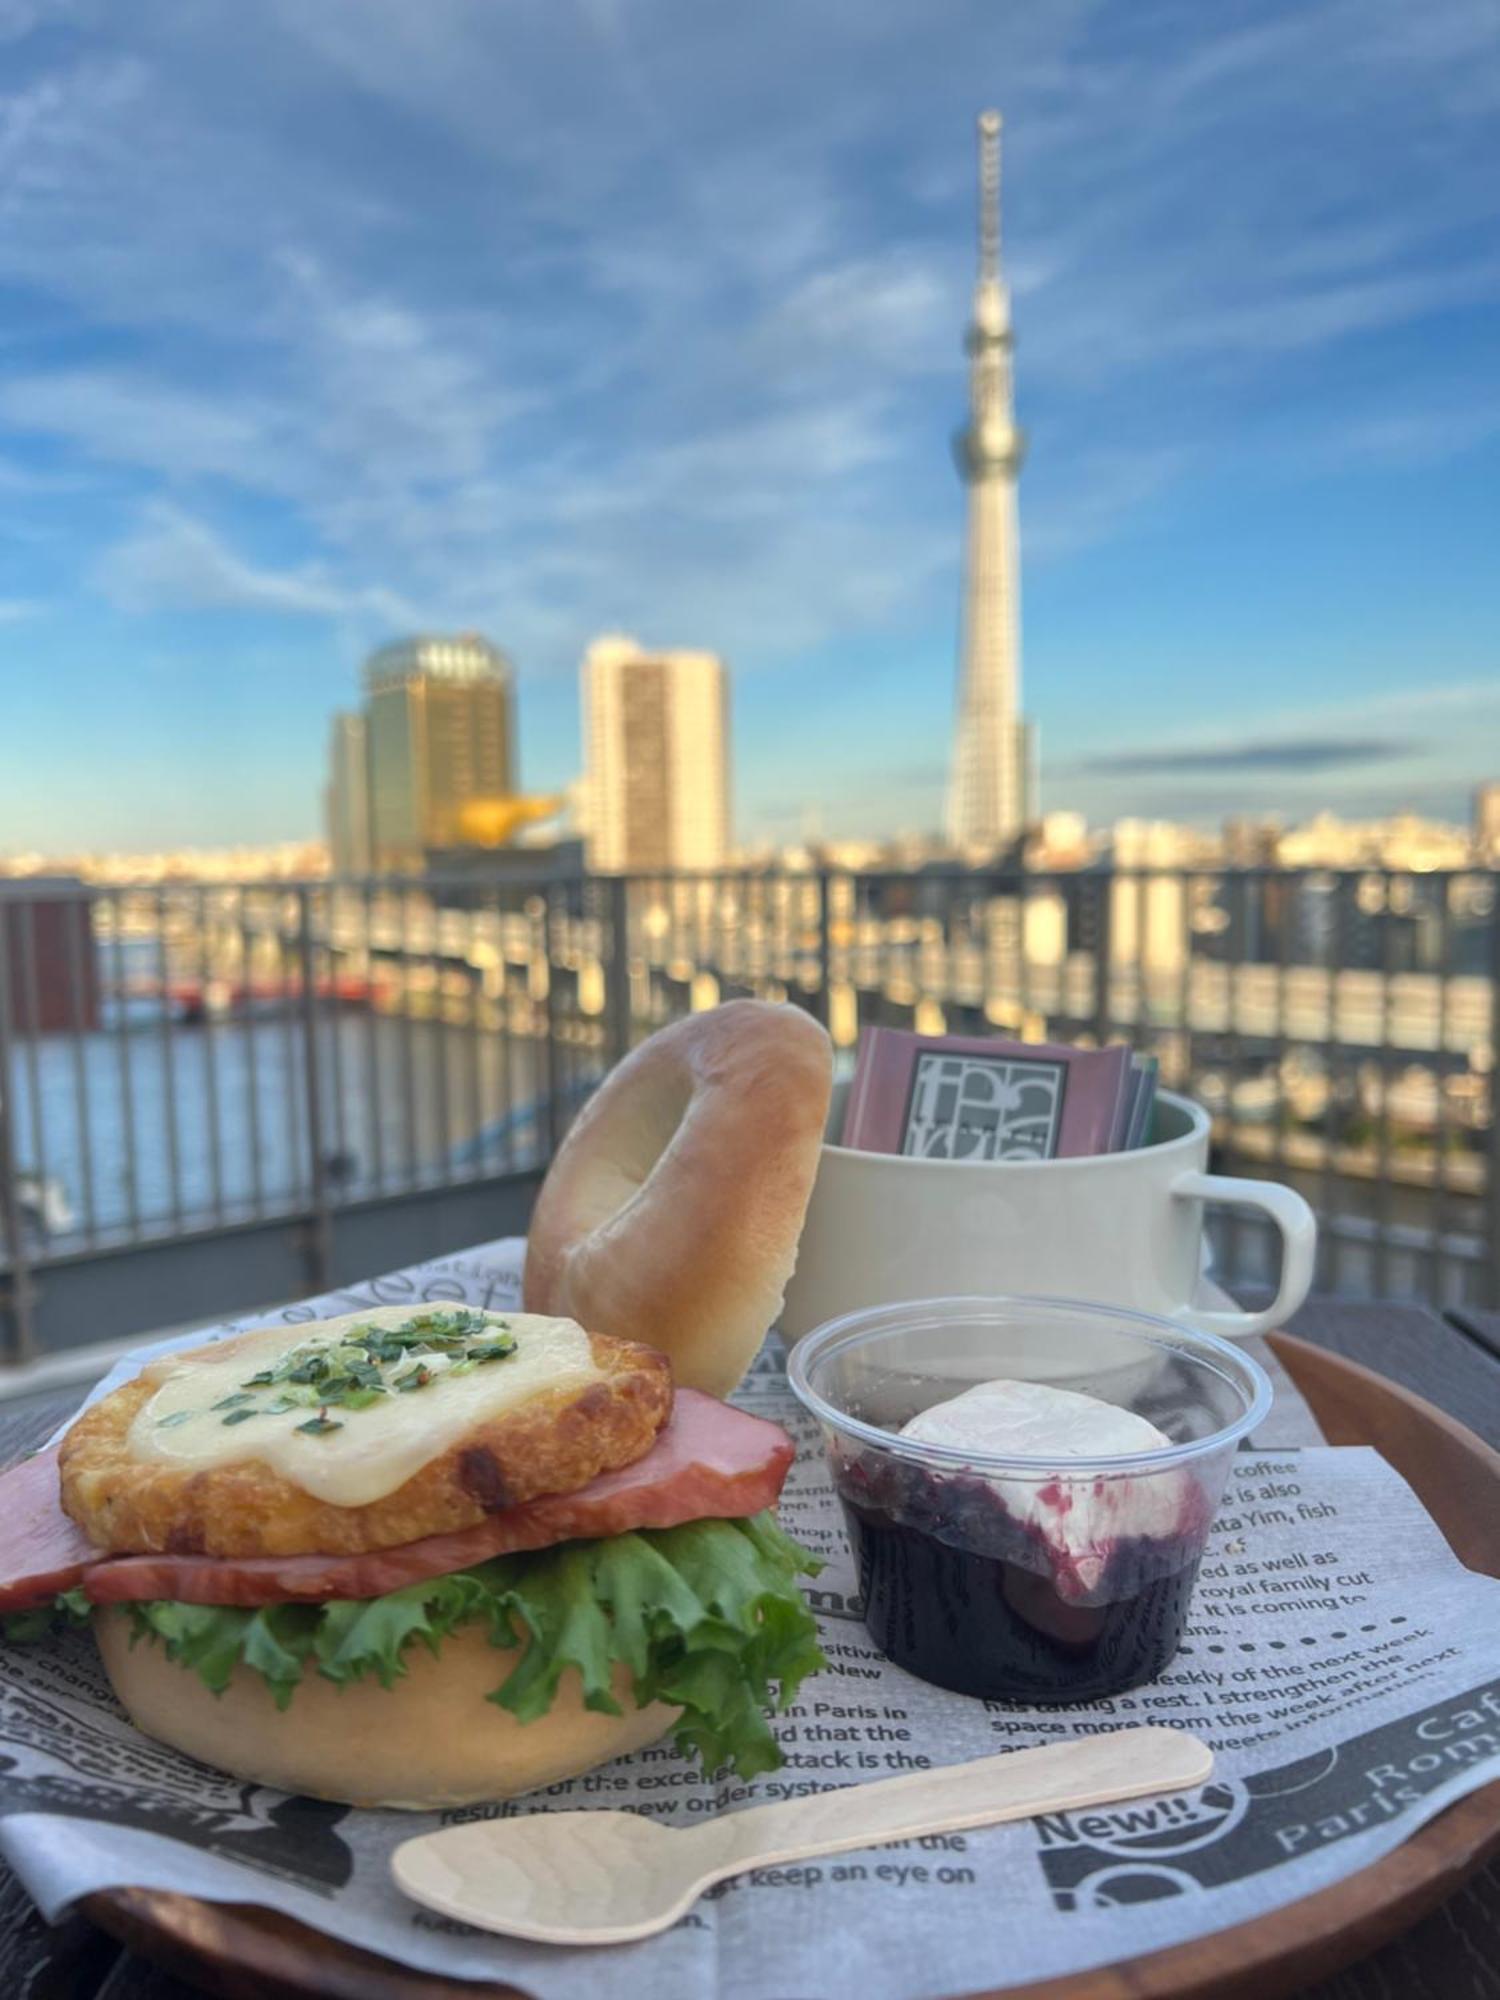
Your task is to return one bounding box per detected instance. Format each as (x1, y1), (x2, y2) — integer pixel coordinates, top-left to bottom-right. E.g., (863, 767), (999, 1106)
(2, 3), (1497, 1363)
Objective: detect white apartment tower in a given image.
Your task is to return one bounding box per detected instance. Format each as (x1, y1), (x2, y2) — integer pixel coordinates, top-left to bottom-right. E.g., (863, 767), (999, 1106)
(946, 110), (1031, 853)
(581, 637), (730, 872)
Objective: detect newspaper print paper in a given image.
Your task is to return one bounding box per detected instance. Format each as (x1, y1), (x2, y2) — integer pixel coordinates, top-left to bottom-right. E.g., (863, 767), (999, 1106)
(4, 1240), (1496, 2000)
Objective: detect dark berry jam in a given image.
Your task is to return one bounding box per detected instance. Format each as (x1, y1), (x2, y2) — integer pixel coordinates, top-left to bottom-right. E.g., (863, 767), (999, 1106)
(835, 1451), (1207, 1703)
(843, 1500), (1200, 1702)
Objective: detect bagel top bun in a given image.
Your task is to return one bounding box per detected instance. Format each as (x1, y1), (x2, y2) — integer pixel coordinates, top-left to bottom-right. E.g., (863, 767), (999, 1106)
(523, 1000), (833, 1397)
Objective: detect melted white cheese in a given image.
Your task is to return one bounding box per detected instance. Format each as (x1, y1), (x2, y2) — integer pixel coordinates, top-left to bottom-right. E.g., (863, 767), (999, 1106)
(127, 1307), (599, 1508)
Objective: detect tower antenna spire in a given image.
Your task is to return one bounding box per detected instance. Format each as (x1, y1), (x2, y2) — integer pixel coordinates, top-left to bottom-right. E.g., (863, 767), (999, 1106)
(977, 109), (1001, 284)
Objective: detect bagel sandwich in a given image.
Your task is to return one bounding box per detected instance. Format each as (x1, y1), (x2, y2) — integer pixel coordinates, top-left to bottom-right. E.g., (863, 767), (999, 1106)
(1, 1305), (821, 1808)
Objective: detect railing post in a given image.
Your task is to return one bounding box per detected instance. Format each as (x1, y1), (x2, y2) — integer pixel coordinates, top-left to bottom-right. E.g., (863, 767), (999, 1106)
(606, 874), (632, 1065)
(297, 886), (332, 1293)
(1092, 869), (1114, 1045)
(0, 904), (36, 1364)
(542, 886), (564, 1163)
(1486, 879), (1500, 1309)
(816, 869), (833, 1029)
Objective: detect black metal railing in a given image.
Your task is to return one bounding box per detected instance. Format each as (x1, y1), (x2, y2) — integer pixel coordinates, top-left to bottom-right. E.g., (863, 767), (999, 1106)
(1, 864), (1495, 1360)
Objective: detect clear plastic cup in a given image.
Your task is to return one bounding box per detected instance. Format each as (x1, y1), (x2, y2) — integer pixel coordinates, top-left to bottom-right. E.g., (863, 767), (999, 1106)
(788, 1295), (1273, 1704)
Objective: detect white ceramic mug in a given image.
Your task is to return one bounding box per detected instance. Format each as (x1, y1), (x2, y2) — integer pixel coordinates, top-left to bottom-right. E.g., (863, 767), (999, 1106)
(780, 1085), (1316, 1345)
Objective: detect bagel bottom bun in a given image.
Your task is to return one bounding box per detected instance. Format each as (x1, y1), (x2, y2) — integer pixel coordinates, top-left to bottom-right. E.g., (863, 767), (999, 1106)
(94, 1611), (679, 1810)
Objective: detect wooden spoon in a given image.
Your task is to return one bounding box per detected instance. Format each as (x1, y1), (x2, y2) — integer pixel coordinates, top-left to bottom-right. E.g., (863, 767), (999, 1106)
(391, 1725), (1212, 1945)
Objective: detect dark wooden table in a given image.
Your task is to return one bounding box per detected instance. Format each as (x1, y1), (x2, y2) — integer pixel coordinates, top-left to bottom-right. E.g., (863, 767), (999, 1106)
(2, 1298), (1498, 2000)
(1451, 1307), (1500, 1366)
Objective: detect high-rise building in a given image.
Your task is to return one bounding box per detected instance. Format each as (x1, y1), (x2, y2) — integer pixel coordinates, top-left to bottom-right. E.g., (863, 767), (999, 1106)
(946, 110), (1032, 855)
(581, 636), (730, 873)
(1110, 820), (1198, 975)
(1222, 816), (1282, 867)
(363, 635), (516, 870)
(324, 710), (371, 875)
(1474, 782), (1500, 859)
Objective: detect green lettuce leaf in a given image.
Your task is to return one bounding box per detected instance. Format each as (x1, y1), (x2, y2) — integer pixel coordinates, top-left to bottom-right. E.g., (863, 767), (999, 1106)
(2, 1584), (92, 1644)
(122, 1513), (823, 1780)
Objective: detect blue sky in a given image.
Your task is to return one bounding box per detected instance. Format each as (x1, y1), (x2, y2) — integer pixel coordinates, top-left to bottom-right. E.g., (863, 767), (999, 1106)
(1, 0), (1497, 852)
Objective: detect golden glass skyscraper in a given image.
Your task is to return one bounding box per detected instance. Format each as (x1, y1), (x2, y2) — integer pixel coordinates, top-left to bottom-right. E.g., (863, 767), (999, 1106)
(947, 111), (1032, 854)
(363, 635), (516, 870)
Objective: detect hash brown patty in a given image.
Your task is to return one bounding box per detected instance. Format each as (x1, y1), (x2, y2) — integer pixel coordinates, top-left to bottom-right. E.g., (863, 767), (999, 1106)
(59, 1319), (672, 1560)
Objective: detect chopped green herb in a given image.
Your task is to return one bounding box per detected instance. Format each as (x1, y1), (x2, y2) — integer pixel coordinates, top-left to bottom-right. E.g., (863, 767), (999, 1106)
(221, 1407), (259, 1427)
(156, 1410), (195, 1429)
(466, 1339), (518, 1364)
(225, 1312), (519, 1423)
(295, 1415), (344, 1437)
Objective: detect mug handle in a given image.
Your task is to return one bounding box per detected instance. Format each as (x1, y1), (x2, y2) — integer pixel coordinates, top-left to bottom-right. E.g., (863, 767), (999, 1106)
(1171, 1170), (1317, 1339)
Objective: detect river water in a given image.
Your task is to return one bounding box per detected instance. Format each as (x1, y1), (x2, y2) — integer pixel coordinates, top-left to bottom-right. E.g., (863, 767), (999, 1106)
(4, 1004), (577, 1248)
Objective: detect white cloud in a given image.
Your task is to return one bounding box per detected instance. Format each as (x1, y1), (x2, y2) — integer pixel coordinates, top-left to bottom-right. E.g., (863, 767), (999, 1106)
(1324, 404), (1500, 468)
(1010, 0), (1500, 405)
(1353, 679), (1500, 721)
(1073, 674), (1500, 753)
(1024, 445), (1192, 561)
(96, 503), (419, 625)
(1056, 677), (1500, 829)
(755, 254), (952, 380)
(0, 372), (284, 485)
(0, 0), (1494, 724)
(0, 0), (95, 40)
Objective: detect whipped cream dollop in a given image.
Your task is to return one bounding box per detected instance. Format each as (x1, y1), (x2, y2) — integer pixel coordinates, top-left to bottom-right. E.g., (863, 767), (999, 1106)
(901, 1379), (1171, 1459)
(898, 1379), (1195, 1602)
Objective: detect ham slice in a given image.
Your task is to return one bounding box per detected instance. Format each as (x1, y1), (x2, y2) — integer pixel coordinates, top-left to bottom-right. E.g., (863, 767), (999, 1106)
(0, 1448), (102, 1614)
(0, 1390), (794, 1613)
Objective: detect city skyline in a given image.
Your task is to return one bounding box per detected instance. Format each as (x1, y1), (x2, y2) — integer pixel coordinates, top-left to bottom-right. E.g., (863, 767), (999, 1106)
(1, 1), (1498, 855)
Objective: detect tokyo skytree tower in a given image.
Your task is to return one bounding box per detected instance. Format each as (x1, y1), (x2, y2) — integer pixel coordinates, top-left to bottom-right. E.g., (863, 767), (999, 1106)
(946, 110), (1031, 852)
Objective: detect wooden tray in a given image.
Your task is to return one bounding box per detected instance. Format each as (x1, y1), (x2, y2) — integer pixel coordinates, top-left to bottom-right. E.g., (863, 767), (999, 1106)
(77, 1333), (1500, 2000)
